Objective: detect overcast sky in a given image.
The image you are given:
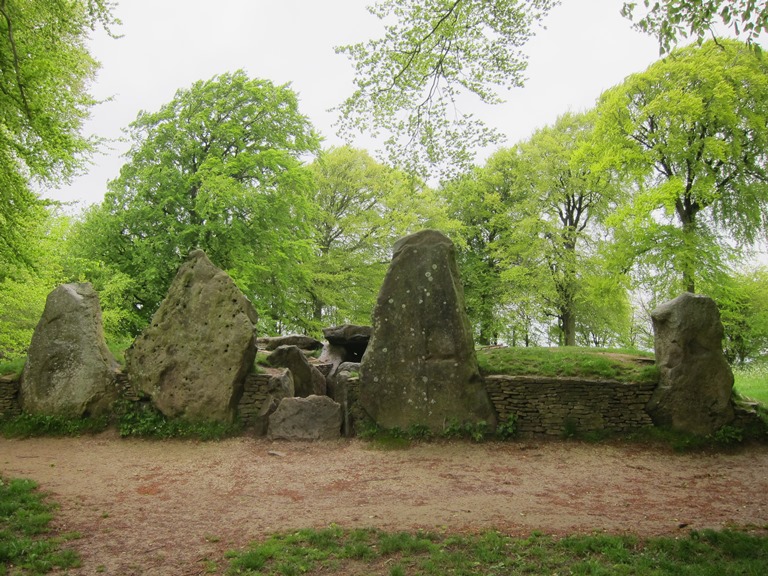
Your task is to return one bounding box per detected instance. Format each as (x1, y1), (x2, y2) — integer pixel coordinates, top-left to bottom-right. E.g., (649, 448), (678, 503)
(49, 0), (664, 208)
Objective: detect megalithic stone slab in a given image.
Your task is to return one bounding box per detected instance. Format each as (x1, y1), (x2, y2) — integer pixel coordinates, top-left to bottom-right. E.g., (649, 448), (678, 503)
(126, 250), (258, 422)
(359, 229), (496, 433)
(20, 283), (118, 418)
(647, 292), (735, 435)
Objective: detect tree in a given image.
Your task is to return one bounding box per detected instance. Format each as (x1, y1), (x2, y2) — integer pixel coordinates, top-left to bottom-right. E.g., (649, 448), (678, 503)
(307, 146), (453, 331)
(72, 71), (320, 335)
(0, 209), (71, 359)
(497, 112), (623, 346)
(622, 0), (768, 53)
(336, 0), (556, 176)
(441, 154), (514, 345)
(0, 0), (115, 267)
(596, 39), (768, 295)
(705, 267), (768, 364)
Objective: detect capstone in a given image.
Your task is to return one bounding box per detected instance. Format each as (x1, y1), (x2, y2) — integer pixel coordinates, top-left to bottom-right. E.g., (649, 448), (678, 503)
(359, 229), (496, 432)
(647, 292), (735, 435)
(126, 250), (258, 422)
(20, 283), (118, 417)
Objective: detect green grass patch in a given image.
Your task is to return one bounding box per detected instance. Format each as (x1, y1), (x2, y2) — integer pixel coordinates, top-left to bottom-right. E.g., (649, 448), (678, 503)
(115, 400), (243, 440)
(106, 336), (134, 367)
(0, 357), (25, 379)
(0, 413), (110, 439)
(225, 527), (768, 575)
(477, 346), (659, 383)
(734, 362), (768, 405)
(0, 476), (80, 574)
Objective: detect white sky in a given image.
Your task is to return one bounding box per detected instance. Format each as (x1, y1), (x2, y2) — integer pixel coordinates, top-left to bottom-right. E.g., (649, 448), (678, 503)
(49, 0), (664, 208)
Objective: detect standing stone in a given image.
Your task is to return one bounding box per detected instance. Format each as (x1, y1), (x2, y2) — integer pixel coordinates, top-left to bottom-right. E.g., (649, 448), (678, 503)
(359, 230), (496, 432)
(267, 395), (342, 440)
(266, 345), (326, 397)
(647, 292), (735, 435)
(20, 283), (118, 418)
(126, 250), (257, 423)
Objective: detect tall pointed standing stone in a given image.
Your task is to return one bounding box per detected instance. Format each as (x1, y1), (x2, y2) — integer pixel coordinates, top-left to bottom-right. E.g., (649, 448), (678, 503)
(126, 250), (258, 423)
(359, 230), (496, 432)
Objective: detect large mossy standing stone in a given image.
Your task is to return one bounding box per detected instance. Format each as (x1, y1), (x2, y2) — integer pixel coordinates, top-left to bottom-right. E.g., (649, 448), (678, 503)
(20, 283), (118, 418)
(359, 229), (496, 432)
(647, 292), (734, 435)
(126, 250), (258, 423)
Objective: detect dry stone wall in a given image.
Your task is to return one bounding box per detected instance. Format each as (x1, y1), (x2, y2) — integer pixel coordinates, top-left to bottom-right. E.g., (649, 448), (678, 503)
(485, 375), (657, 437)
(0, 376), (21, 419)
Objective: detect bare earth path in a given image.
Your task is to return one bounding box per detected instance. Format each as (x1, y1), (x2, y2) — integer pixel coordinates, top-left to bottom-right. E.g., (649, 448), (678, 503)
(2, 434), (768, 575)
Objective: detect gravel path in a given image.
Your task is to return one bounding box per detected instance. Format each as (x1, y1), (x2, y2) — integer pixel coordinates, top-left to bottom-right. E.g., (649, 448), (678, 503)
(2, 433), (767, 575)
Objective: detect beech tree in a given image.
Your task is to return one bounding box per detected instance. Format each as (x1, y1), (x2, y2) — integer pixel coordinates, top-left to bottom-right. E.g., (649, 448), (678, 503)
(497, 112), (623, 346)
(622, 0), (768, 53)
(0, 0), (115, 267)
(73, 71), (320, 334)
(336, 0), (556, 176)
(307, 146), (453, 330)
(596, 39), (768, 295)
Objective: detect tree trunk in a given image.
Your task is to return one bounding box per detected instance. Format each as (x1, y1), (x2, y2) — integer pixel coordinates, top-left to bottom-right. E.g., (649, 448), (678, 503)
(561, 307), (576, 346)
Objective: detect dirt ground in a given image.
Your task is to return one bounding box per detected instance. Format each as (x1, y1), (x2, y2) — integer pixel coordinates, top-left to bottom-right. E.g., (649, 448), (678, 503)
(2, 433), (768, 575)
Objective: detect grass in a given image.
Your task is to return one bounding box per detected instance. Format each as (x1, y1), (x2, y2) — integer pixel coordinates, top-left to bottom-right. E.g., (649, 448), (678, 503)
(225, 526), (768, 576)
(0, 357), (25, 379)
(734, 362), (768, 405)
(0, 476), (80, 574)
(476, 346), (659, 383)
(0, 413), (110, 439)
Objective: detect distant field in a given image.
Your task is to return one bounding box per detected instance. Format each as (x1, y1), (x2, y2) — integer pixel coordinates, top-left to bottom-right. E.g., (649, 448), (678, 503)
(733, 363), (768, 405)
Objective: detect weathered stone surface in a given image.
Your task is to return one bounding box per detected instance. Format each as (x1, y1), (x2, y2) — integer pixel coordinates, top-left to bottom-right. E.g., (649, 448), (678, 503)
(20, 283), (118, 418)
(126, 250), (258, 422)
(647, 293), (735, 435)
(251, 368), (295, 435)
(267, 345), (326, 397)
(267, 395), (342, 440)
(258, 335), (323, 351)
(359, 229), (496, 432)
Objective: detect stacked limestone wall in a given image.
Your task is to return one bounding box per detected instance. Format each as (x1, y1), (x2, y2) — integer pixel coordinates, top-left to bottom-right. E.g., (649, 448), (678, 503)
(0, 368), (669, 439)
(485, 375), (656, 437)
(238, 373), (272, 427)
(0, 376), (21, 419)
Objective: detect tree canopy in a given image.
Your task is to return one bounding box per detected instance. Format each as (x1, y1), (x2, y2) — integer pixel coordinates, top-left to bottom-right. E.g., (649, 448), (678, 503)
(596, 39), (768, 295)
(0, 0), (115, 267)
(622, 0), (768, 53)
(72, 71), (321, 334)
(336, 0), (557, 177)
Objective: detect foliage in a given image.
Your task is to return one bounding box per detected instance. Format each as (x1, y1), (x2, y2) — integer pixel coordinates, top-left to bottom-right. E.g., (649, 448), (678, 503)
(226, 526), (768, 575)
(622, 0), (768, 53)
(476, 346), (659, 383)
(115, 400), (242, 441)
(0, 210), (71, 360)
(71, 70), (320, 336)
(499, 112), (627, 346)
(596, 39), (768, 295)
(336, 0), (557, 177)
(0, 476), (81, 574)
(0, 413), (109, 439)
(707, 267), (768, 364)
(733, 360), (768, 405)
(495, 413), (518, 439)
(0, 0), (114, 269)
(306, 146), (451, 331)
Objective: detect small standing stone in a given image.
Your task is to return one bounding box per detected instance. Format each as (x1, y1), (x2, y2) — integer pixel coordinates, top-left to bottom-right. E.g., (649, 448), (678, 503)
(20, 283), (118, 418)
(647, 292), (735, 435)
